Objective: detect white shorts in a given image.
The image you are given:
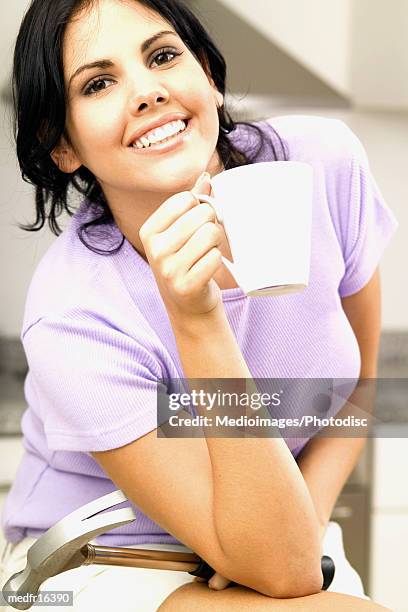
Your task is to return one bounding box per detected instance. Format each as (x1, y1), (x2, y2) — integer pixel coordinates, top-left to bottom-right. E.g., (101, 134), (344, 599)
(0, 521), (369, 611)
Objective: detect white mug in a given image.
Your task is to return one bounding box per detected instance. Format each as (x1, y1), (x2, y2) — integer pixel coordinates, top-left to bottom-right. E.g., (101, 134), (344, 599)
(197, 161), (313, 297)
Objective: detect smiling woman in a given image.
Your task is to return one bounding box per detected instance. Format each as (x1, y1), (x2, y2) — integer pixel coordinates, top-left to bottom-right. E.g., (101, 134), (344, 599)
(0, 0), (398, 611)
(13, 0), (284, 255)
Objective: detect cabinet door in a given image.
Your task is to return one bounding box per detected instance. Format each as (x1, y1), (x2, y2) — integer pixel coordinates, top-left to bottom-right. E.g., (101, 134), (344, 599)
(372, 436), (408, 509)
(331, 490), (370, 593)
(370, 513), (408, 612)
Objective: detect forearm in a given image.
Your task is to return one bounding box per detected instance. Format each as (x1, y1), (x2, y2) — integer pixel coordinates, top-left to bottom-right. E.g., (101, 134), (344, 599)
(297, 379), (376, 528)
(170, 307), (323, 595)
(298, 436), (367, 528)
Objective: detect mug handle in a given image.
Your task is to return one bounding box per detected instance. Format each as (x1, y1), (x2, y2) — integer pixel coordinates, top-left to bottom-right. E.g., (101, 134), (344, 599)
(196, 193), (223, 224)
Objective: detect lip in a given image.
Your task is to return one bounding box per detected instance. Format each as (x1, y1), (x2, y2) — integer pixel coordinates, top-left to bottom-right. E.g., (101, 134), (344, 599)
(128, 118), (192, 155)
(126, 112), (190, 147)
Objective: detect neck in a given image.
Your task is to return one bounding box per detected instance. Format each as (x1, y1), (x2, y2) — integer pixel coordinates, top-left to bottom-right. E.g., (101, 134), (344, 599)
(109, 188), (173, 261)
(102, 156), (226, 261)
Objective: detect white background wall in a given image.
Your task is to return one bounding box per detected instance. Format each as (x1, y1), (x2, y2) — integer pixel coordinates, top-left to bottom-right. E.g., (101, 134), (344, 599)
(219, 0), (408, 110)
(352, 0), (408, 109)
(218, 0), (352, 97)
(0, 0), (54, 337)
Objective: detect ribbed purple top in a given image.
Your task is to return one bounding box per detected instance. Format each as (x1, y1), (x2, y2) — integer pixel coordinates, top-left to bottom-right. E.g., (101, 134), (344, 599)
(1, 115), (398, 546)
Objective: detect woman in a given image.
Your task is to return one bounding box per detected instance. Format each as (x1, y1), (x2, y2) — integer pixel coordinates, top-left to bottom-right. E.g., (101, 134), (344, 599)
(0, 0), (398, 610)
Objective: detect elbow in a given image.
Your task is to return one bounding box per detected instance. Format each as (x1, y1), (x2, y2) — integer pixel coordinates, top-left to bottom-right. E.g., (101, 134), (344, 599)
(267, 572), (323, 599)
(260, 557), (324, 599)
(221, 540), (324, 599)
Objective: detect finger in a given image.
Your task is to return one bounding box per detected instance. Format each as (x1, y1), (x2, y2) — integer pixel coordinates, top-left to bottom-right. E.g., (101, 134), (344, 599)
(174, 222), (223, 279)
(191, 172), (212, 200)
(168, 248), (221, 301)
(208, 573), (231, 590)
(141, 173), (211, 239)
(156, 203), (217, 256)
(140, 191), (197, 238)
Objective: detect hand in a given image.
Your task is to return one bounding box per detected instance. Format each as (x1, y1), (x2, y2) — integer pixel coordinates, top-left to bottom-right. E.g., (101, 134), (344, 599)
(139, 172), (225, 320)
(194, 572), (232, 590)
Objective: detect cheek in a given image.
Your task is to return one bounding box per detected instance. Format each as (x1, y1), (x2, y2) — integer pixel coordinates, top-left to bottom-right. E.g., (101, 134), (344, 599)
(179, 69), (216, 110)
(182, 83), (219, 131)
(69, 103), (123, 152)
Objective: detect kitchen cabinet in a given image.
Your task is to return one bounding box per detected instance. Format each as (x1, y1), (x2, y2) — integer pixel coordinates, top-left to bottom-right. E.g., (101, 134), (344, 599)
(370, 431), (408, 612)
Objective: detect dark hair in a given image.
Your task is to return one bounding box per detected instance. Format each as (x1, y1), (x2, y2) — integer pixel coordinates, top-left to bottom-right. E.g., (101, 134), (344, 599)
(13, 0), (287, 255)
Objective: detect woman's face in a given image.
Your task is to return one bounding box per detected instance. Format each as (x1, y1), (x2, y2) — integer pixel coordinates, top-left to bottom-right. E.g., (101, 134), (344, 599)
(58, 0), (224, 209)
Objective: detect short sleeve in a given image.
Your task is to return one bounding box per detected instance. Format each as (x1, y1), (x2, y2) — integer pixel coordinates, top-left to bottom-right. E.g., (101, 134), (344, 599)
(337, 125), (399, 297)
(22, 315), (166, 452)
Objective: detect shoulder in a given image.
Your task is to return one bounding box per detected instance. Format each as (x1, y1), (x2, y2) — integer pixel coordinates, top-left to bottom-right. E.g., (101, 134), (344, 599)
(264, 114), (366, 168)
(22, 202), (126, 336)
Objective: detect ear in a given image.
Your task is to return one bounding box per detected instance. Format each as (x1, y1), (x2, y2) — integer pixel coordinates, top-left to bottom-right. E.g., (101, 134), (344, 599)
(50, 135), (82, 174)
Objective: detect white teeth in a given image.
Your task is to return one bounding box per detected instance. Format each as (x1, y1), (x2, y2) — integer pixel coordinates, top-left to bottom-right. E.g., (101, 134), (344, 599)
(150, 126), (167, 143)
(132, 120), (187, 149)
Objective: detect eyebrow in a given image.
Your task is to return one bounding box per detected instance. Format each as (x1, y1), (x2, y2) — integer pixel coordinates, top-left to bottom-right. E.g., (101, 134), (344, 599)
(68, 30), (178, 87)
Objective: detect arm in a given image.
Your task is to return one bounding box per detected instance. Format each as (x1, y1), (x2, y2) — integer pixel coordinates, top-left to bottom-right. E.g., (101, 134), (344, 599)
(169, 308), (323, 597)
(92, 309), (323, 600)
(296, 267), (381, 534)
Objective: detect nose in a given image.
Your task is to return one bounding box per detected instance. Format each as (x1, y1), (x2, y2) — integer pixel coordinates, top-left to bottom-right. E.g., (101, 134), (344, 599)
(128, 77), (170, 115)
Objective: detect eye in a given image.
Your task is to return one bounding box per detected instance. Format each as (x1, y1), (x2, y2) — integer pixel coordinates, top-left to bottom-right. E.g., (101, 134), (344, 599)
(83, 77), (114, 96)
(150, 46), (183, 67)
(82, 47), (183, 96)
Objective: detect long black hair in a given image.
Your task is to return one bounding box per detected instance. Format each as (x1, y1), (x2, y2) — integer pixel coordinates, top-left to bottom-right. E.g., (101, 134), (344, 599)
(13, 0), (286, 255)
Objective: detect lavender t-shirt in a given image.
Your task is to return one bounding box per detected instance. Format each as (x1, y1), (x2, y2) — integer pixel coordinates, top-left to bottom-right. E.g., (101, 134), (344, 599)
(1, 115), (398, 546)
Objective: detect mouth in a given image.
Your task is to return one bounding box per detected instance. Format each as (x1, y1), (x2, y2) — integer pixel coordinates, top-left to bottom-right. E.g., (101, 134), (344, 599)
(127, 118), (192, 155)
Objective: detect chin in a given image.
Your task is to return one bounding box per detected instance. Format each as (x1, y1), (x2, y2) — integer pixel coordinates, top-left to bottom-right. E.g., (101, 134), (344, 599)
(164, 171), (204, 191)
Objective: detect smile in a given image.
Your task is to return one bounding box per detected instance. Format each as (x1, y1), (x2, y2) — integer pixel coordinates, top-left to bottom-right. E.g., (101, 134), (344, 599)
(132, 119), (187, 148)
(127, 119), (192, 155)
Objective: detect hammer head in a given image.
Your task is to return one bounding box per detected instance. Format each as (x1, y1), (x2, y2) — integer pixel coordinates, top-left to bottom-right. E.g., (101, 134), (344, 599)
(2, 489), (136, 610)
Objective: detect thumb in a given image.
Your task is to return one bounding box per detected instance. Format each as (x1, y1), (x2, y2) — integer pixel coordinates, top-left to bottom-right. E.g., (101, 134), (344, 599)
(191, 171), (211, 199)
(208, 573), (231, 590)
